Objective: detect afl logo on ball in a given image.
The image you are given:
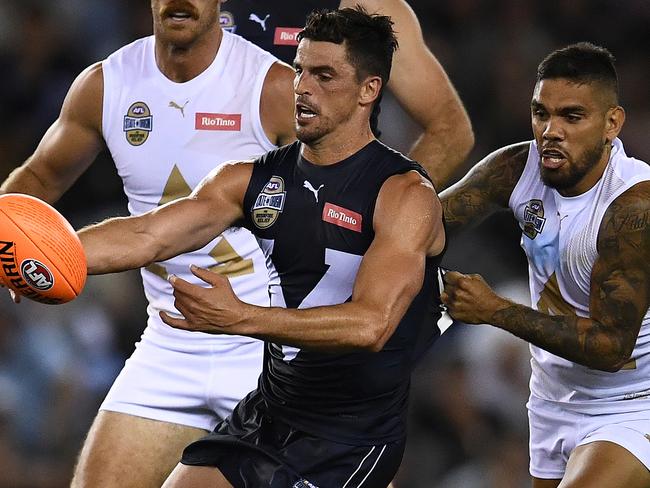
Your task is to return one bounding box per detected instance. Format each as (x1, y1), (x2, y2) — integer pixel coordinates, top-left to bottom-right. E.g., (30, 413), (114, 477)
(20, 259), (54, 291)
(123, 101), (153, 146)
(252, 176), (286, 229)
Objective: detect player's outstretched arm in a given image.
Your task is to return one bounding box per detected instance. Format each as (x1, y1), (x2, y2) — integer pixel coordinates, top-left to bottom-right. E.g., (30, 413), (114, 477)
(162, 170), (444, 352)
(79, 161), (253, 275)
(343, 0), (474, 189)
(439, 141), (529, 236)
(442, 182), (650, 372)
(0, 63), (104, 203)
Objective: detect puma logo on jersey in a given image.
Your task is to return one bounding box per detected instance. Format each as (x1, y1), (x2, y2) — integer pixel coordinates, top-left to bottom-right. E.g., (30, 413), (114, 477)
(303, 180), (324, 203)
(249, 13), (270, 31)
(169, 100), (189, 118)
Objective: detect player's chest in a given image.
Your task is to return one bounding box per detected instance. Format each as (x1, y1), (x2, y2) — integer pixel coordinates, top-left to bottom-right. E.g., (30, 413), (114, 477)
(249, 172), (373, 252)
(111, 86), (253, 153)
(519, 191), (596, 272)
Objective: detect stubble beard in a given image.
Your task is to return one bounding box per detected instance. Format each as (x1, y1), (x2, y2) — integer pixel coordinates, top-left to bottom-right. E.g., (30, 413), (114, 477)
(540, 139), (607, 191)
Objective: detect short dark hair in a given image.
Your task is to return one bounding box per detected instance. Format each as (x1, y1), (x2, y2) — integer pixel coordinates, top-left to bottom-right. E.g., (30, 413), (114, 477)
(297, 6), (398, 90)
(536, 42), (619, 103)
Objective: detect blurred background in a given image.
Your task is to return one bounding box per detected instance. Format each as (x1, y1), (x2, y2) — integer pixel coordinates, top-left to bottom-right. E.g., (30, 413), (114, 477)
(0, 1), (648, 487)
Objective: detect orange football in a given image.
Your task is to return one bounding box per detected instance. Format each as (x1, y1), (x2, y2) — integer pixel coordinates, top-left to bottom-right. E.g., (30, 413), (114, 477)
(0, 193), (86, 304)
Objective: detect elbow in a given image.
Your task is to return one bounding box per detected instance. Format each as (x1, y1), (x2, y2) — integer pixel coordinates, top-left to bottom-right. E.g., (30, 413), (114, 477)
(141, 238), (167, 268)
(455, 119), (475, 160)
(357, 312), (393, 353)
(589, 347), (635, 373)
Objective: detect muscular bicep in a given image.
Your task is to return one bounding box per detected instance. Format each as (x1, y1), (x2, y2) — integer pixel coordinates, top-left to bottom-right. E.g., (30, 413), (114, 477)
(439, 142), (529, 235)
(1, 63), (104, 202)
(590, 182), (650, 356)
(351, 172), (441, 347)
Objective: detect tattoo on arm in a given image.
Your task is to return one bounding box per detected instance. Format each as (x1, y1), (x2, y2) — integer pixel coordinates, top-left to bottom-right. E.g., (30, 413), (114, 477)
(491, 304), (627, 371)
(590, 182), (650, 365)
(491, 182), (650, 372)
(440, 142), (529, 235)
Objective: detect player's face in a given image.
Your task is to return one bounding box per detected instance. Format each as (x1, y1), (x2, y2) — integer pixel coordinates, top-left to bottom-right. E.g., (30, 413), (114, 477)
(531, 78), (620, 196)
(151, 0), (222, 47)
(293, 40), (365, 144)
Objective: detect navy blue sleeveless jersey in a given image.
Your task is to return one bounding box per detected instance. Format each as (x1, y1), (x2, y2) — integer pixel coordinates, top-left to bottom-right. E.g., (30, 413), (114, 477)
(221, 1), (340, 65)
(242, 140), (444, 445)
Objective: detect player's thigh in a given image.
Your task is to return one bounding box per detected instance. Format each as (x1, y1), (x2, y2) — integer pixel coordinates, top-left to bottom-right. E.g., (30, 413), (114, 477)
(560, 440), (650, 488)
(162, 463), (233, 488)
(71, 410), (208, 488)
(533, 478), (561, 488)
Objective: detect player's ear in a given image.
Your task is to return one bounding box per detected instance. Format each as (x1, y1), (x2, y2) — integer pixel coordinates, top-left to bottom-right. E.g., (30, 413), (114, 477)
(604, 105), (625, 144)
(359, 76), (382, 107)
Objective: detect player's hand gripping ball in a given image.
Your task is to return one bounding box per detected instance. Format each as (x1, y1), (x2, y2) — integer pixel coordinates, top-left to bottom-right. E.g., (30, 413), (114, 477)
(0, 194), (87, 304)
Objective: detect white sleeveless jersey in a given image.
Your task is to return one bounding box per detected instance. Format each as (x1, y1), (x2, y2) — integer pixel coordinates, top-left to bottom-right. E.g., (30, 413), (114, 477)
(102, 32), (277, 340)
(509, 138), (650, 413)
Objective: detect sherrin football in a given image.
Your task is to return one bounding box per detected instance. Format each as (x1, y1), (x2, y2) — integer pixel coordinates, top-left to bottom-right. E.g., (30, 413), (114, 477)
(0, 193), (86, 304)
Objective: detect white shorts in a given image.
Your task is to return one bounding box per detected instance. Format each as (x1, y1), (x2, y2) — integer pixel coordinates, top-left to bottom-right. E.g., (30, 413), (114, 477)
(528, 395), (650, 479)
(100, 322), (264, 431)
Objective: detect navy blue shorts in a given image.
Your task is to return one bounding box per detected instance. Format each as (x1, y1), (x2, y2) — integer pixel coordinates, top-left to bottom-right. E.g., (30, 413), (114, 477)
(180, 391), (405, 488)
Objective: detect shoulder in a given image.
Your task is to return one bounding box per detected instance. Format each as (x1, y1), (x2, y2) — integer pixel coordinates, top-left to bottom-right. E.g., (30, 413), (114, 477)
(61, 62), (104, 126)
(441, 141), (530, 206)
(76, 62), (104, 89)
(483, 141), (530, 171)
(381, 170), (435, 199)
(378, 170), (437, 217)
(599, 180), (650, 251)
(263, 61), (295, 96)
(375, 170), (443, 254)
(260, 61), (296, 145)
(201, 159), (256, 194)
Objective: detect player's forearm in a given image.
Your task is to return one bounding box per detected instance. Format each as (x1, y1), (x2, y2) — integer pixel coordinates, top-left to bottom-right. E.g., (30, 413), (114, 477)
(79, 216), (164, 275)
(490, 303), (632, 372)
(0, 164), (63, 203)
(408, 112), (474, 190)
(240, 302), (390, 353)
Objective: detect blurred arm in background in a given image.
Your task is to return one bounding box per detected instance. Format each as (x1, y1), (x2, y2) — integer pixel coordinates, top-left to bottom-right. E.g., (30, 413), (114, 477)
(0, 63), (104, 202)
(346, 0), (475, 188)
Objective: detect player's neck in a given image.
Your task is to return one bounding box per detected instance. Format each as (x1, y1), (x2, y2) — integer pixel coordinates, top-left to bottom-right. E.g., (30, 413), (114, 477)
(301, 119), (375, 166)
(154, 28), (223, 83)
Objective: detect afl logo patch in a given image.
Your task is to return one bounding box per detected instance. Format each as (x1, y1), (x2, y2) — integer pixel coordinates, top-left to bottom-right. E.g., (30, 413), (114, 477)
(252, 176), (286, 229)
(523, 199), (546, 239)
(123, 101), (153, 146)
(220, 11), (236, 32)
(20, 259), (54, 291)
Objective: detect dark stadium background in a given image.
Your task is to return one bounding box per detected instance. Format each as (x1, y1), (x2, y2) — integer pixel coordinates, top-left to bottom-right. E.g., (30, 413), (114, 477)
(0, 1), (647, 486)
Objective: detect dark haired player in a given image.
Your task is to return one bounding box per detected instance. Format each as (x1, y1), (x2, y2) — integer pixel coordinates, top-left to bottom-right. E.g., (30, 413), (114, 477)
(441, 43), (650, 488)
(77, 7), (447, 488)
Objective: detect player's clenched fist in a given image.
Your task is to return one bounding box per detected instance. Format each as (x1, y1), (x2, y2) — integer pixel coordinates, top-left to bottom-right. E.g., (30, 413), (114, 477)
(440, 271), (512, 325)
